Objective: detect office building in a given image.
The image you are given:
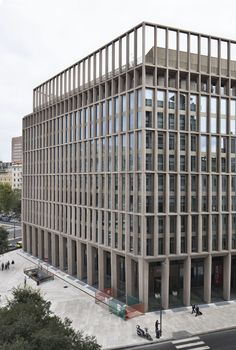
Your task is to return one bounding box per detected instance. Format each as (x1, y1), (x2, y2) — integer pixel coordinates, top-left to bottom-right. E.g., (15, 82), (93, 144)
(22, 22), (236, 310)
(12, 136), (22, 164)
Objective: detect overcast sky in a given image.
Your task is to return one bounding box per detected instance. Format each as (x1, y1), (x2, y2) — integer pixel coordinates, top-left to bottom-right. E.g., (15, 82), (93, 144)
(0, 0), (236, 161)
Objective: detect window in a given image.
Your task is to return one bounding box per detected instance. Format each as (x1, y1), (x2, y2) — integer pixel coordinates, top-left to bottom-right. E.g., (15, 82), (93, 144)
(158, 154), (164, 171)
(158, 175), (164, 192)
(169, 196), (176, 212)
(168, 92), (176, 109)
(169, 113), (175, 129)
(157, 91), (164, 108)
(190, 95), (197, 111)
(145, 89), (153, 107)
(169, 133), (175, 150)
(190, 115), (197, 131)
(158, 133), (164, 149)
(180, 155), (186, 171)
(201, 136), (207, 152)
(169, 174), (175, 192)
(158, 196), (164, 212)
(169, 155), (175, 171)
(191, 175), (197, 191)
(157, 112), (164, 128)
(180, 175), (186, 192)
(179, 114), (185, 130)
(202, 196), (208, 211)
(191, 135), (197, 152)
(180, 134), (186, 150)
(179, 94), (186, 110)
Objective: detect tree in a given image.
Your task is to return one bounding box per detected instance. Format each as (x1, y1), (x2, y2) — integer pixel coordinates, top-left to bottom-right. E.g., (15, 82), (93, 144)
(0, 287), (101, 350)
(0, 183), (13, 214)
(0, 226), (8, 254)
(11, 189), (21, 217)
(0, 184), (21, 216)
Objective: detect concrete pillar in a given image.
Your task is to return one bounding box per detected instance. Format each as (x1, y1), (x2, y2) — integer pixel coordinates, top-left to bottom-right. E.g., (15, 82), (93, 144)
(223, 254), (231, 300)
(87, 244), (93, 285)
(183, 257), (191, 306)
(161, 260), (169, 309)
(44, 230), (49, 262)
(76, 240), (83, 279)
(22, 224), (27, 251)
(38, 229), (43, 260)
(138, 258), (149, 312)
(68, 238), (76, 275)
(204, 255), (211, 303)
(98, 247), (104, 290)
(26, 225), (31, 254)
(125, 255), (132, 298)
(31, 227), (37, 257)
(111, 251), (117, 297)
(51, 233), (56, 267)
(59, 235), (66, 270)
(55, 235), (59, 267)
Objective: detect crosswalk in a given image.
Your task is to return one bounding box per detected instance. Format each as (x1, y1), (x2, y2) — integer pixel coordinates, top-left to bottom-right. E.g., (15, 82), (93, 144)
(172, 336), (210, 350)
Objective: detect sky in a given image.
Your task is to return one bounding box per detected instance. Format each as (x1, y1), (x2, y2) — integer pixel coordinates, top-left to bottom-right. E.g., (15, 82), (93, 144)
(0, 0), (236, 161)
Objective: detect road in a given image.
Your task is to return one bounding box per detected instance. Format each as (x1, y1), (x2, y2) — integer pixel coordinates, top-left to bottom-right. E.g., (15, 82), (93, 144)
(127, 328), (236, 350)
(0, 221), (21, 239)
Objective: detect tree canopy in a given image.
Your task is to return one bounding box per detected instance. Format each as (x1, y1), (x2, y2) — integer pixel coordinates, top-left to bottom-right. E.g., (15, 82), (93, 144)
(0, 287), (101, 350)
(0, 226), (8, 255)
(0, 183), (21, 216)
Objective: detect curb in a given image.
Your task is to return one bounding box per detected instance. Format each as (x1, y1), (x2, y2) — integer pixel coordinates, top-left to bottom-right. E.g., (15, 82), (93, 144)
(104, 325), (236, 350)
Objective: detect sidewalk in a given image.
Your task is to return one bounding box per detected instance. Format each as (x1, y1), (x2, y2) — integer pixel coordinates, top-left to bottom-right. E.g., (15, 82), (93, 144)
(0, 250), (236, 349)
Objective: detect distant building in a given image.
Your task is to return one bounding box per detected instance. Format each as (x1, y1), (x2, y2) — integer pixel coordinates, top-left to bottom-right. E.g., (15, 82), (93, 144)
(11, 163), (22, 190)
(0, 161), (12, 186)
(12, 136), (22, 164)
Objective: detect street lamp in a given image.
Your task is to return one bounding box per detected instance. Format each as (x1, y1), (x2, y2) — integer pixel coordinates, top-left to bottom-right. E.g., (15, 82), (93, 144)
(154, 292), (162, 337)
(154, 261), (166, 338)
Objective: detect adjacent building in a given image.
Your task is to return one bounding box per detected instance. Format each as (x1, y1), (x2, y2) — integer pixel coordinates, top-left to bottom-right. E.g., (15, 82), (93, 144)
(22, 22), (236, 310)
(0, 161), (12, 186)
(11, 163), (22, 190)
(12, 136), (22, 164)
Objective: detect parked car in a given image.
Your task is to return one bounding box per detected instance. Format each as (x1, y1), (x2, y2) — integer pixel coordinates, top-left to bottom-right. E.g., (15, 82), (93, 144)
(1, 216), (10, 222)
(16, 241), (22, 248)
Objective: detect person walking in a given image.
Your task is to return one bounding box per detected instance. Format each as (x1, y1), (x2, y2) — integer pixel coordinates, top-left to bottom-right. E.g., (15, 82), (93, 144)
(195, 306), (199, 316)
(1, 262), (4, 271)
(155, 320), (160, 338)
(191, 304), (196, 314)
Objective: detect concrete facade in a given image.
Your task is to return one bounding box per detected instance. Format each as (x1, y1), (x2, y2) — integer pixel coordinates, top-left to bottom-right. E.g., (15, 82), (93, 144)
(11, 136), (22, 164)
(22, 22), (236, 311)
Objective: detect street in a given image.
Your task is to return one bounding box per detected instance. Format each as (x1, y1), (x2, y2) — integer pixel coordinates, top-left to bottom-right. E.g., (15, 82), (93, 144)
(0, 221), (21, 240)
(126, 328), (236, 350)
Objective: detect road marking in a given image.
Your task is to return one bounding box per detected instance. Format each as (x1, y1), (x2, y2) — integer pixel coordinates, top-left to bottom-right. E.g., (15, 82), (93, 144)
(176, 341), (207, 349)
(172, 337), (210, 350)
(173, 337), (200, 344)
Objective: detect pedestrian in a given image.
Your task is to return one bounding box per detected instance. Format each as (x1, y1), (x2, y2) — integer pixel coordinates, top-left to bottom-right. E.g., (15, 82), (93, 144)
(195, 306), (199, 317)
(1, 262), (4, 271)
(191, 304), (196, 314)
(155, 319), (160, 338)
(11, 260), (15, 265)
(7, 261), (10, 269)
(5, 263), (7, 270)
(24, 276), (27, 288)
